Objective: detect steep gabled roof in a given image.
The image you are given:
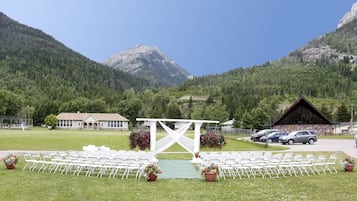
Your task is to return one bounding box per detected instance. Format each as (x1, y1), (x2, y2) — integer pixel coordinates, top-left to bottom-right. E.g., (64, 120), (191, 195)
(273, 97), (332, 126)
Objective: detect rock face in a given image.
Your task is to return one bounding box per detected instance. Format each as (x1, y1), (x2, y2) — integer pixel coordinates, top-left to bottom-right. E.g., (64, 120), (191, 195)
(103, 45), (193, 87)
(301, 45), (356, 64)
(289, 2), (357, 65)
(337, 2), (357, 29)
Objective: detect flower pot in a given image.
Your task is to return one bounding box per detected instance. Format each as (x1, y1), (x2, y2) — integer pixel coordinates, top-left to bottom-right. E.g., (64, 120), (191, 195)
(147, 173), (158, 181)
(5, 163), (16, 169)
(344, 164), (354, 172)
(204, 172), (217, 182)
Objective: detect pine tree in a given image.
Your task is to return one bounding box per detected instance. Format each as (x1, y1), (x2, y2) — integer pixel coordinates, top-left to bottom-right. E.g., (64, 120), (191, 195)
(336, 103), (350, 122)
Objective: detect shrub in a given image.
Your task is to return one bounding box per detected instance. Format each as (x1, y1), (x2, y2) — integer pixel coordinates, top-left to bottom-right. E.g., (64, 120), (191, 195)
(129, 132), (138, 149)
(129, 131), (150, 150)
(200, 132), (226, 148)
(44, 114), (58, 129)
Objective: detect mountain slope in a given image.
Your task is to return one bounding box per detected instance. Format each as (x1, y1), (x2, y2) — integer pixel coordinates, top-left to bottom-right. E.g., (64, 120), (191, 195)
(177, 3), (357, 119)
(103, 45), (193, 87)
(0, 12), (149, 104)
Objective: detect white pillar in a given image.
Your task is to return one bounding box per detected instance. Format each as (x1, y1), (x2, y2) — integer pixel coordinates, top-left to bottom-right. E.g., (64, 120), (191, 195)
(150, 121), (157, 152)
(193, 122), (202, 154)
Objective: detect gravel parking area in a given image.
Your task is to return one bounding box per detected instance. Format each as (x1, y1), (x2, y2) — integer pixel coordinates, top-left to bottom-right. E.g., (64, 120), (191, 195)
(272, 139), (357, 158)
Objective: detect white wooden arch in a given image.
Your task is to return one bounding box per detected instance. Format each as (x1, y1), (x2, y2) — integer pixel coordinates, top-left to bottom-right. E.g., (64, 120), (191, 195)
(136, 118), (219, 159)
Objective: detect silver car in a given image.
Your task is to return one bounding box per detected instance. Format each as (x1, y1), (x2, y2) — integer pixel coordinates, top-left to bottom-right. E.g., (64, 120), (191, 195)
(279, 130), (317, 145)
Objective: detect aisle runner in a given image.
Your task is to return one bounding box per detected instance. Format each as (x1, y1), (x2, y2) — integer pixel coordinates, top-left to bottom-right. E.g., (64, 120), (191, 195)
(158, 160), (201, 179)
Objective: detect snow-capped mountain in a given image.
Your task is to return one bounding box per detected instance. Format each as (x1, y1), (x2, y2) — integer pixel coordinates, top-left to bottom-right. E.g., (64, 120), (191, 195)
(103, 45), (193, 87)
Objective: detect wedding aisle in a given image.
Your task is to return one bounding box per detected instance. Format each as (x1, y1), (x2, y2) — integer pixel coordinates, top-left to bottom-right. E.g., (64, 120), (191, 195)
(158, 160), (201, 179)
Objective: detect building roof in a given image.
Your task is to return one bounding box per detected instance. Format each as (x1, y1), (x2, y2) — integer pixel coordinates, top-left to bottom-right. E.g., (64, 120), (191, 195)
(222, 119), (234, 125)
(273, 97), (332, 126)
(57, 113), (129, 122)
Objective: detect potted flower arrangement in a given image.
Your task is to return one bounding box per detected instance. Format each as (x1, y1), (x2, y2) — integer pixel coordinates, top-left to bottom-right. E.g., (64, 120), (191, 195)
(2, 154), (18, 169)
(201, 163), (219, 182)
(144, 164), (162, 181)
(342, 157), (355, 172)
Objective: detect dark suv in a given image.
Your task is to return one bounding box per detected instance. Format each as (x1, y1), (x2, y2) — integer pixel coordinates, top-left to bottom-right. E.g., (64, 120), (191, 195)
(279, 130), (317, 145)
(250, 129), (282, 142)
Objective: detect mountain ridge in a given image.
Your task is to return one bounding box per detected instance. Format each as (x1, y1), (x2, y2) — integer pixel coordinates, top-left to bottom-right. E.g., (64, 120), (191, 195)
(0, 11), (149, 106)
(338, 2), (357, 29)
(103, 44), (193, 87)
(178, 2), (357, 104)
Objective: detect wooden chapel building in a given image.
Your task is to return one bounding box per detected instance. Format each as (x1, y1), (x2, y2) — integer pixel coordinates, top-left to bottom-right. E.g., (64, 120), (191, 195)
(272, 97), (333, 135)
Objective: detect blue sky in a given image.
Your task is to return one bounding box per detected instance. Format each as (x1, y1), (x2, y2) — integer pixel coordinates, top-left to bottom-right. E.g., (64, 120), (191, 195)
(1, 0), (356, 76)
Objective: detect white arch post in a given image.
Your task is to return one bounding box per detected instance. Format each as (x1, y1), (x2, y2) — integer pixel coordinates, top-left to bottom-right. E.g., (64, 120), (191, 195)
(193, 122), (202, 154)
(149, 121), (157, 152)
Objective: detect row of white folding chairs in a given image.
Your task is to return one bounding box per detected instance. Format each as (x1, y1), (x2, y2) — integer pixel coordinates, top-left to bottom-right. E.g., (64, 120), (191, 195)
(23, 152), (157, 179)
(83, 145), (110, 152)
(198, 153), (338, 179)
(70, 150), (157, 161)
(200, 151), (272, 161)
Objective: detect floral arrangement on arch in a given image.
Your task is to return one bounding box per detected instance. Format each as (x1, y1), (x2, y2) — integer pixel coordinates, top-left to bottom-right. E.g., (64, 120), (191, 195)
(200, 132), (226, 148)
(129, 131), (150, 150)
(2, 154), (18, 165)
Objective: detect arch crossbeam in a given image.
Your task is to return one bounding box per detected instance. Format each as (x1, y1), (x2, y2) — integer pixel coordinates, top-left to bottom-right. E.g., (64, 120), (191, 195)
(157, 121), (193, 153)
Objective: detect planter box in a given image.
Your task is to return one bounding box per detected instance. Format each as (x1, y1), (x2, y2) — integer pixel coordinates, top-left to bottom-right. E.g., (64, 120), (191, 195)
(5, 163), (16, 169)
(147, 173), (158, 181)
(344, 164), (354, 172)
(204, 172), (217, 182)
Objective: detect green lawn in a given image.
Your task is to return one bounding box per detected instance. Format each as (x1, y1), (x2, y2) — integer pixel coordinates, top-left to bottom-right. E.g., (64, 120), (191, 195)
(0, 127), (286, 153)
(0, 128), (356, 201)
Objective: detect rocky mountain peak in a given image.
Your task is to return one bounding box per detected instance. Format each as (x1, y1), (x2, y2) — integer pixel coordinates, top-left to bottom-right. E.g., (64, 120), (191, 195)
(337, 2), (357, 29)
(103, 45), (193, 87)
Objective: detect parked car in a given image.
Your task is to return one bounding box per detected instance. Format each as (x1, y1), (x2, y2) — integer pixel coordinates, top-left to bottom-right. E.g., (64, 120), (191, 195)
(279, 130), (317, 145)
(260, 131), (288, 143)
(250, 129), (282, 142)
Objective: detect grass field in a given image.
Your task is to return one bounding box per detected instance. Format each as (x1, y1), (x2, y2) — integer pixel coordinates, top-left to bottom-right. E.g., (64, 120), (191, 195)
(0, 128), (356, 201)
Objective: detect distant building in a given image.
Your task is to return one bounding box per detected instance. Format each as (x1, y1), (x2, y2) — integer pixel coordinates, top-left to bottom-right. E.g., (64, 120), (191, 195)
(272, 97), (333, 135)
(56, 113), (129, 130)
(221, 119), (235, 132)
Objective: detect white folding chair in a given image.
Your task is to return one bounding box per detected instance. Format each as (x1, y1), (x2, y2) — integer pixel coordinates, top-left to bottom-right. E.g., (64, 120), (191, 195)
(325, 154), (338, 174)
